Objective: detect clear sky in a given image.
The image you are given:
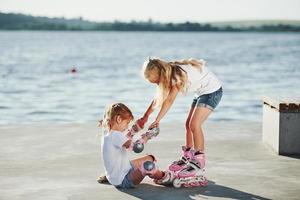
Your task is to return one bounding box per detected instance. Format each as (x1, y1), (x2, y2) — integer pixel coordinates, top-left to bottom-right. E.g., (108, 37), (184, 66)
(1, 0), (300, 22)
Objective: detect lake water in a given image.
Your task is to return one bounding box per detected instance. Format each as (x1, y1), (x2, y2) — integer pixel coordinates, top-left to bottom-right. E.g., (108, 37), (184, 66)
(0, 31), (299, 124)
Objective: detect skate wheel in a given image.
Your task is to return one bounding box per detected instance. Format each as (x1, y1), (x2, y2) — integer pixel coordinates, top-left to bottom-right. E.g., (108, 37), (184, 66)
(185, 183), (192, 187)
(200, 179), (208, 187)
(173, 179), (181, 188)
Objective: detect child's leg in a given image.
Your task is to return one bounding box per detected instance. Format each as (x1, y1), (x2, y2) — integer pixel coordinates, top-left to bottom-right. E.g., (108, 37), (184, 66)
(185, 106), (196, 148)
(131, 157), (173, 185)
(131, 155), (154, 169)
(129, 155), (156, 185)
(168, 107), (195, 173)
(189, 107), (212, 151)
(148, 169), (164, 180)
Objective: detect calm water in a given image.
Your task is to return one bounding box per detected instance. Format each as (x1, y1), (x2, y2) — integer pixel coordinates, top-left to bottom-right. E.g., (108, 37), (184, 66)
(0, 31), (299, 124)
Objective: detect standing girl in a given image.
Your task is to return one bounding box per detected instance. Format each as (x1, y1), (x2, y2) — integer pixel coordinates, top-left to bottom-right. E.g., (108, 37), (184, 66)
(99, 103), (173, 189)
(137, 58), (223, 182)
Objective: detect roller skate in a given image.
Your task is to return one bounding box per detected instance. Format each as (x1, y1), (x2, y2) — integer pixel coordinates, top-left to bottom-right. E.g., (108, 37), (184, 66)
(168, 146), (193, 172)
(153, 170), (175, 186)
(126, 120), (144, 139)
(132, 127), (160, 153)
(140, 160), (174, 185)
(173, 151), (208, 188)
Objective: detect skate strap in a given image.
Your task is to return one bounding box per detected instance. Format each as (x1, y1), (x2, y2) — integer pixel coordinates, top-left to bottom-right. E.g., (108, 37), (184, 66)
(175, 156), (188, 165)
(126, 122), (143, 138)
(126, 130), (134, 139)
(182, 146), (191, 151)
(189, 161), (201, 169)
(181, 156), (189, 163)
(141, 127), (159, 139)
(126, 128), (135, 139)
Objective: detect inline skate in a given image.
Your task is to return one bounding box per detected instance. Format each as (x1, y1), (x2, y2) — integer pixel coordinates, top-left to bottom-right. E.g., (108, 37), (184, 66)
(173, 151), (208, 188)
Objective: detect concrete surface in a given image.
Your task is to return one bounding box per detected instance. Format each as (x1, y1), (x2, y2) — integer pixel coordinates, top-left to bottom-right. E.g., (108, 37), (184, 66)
(1, 122), (300, 200)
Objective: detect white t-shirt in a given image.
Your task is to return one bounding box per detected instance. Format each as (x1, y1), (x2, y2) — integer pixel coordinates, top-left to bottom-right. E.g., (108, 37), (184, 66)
(101, 130), (132, 186)
(180, 64), (222, 96)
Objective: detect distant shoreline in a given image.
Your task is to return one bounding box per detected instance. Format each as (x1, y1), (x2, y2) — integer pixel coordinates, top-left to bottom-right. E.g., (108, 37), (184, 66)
(1, 12), (300, 32)
(1, 30), (300, 33)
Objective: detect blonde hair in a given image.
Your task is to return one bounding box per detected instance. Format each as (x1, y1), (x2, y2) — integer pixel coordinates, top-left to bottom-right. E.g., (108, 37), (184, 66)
(169, 58), (206, 70)
(143, 58), (206, 107)
(103, 103), (134, 129)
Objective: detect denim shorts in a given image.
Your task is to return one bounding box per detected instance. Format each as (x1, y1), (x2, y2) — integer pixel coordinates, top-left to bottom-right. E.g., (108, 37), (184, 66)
(192, 87), (223, 110)
(116, 162), (135, 189)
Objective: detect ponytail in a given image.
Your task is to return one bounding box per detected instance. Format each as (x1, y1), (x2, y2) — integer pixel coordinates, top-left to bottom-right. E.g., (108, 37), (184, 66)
(169, 58), (206, 72)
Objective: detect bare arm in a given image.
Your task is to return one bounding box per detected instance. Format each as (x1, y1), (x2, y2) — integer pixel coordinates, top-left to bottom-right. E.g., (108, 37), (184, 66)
(122, 139), (133, 149)
(143, 100), (156, 119)
(149, 85), (179, 128)
(138, 100), (156, 127)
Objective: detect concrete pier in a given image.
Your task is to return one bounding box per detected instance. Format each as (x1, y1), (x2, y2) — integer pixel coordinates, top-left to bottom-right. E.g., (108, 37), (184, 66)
(1, 122), (300, 200)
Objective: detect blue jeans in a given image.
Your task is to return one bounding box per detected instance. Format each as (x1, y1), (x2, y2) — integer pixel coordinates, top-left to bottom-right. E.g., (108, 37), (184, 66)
(116, 162), (135, 189)
(192, 87), (223, 110)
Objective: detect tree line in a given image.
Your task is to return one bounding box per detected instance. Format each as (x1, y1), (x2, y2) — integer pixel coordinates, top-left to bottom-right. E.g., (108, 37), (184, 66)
(1, 12), (300, 32)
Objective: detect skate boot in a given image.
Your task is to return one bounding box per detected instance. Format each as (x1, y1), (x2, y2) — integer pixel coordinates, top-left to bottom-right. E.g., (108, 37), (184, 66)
(154, 170), (175, 186)
(173, 151), (208, 188)
(132, 127), (160, 153)
(168, 146), (193, 172)
(140, 161), (174, 186)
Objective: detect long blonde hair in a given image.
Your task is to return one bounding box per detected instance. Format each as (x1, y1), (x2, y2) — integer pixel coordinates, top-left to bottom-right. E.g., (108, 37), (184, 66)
(143, 58), (206, 107)
(102, 103), (134, 130)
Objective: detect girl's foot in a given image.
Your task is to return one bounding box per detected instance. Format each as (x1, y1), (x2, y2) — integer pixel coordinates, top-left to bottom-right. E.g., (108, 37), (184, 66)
(154, 171), (175, 185)
(97, 175), (109, 184)
(169, 146), (193, 172)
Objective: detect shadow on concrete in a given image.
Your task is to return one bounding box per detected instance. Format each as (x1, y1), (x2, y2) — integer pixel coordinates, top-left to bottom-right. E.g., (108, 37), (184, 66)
(281, 154), (300, 159)
(118, 180), (271, 200)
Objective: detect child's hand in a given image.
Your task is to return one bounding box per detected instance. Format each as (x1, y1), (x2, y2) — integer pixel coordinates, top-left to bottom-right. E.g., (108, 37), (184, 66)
(149, 120), (159, 129)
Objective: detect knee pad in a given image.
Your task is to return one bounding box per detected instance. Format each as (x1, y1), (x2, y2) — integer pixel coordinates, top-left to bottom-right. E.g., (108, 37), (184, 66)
(140, 161), (158, 177)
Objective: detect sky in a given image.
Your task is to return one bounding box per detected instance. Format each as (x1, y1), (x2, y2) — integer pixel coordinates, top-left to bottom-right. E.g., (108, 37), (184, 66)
(0, 0), (300, 22)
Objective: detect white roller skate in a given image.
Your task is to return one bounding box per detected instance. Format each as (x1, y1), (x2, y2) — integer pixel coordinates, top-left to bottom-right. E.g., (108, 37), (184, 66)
(168, 146), (193, 172)
(154, 170), (175, 186)
(140, 160), (174, 185)
(173, 151), (208, 188)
